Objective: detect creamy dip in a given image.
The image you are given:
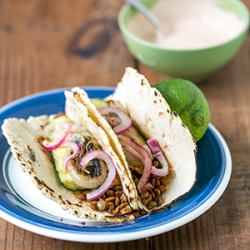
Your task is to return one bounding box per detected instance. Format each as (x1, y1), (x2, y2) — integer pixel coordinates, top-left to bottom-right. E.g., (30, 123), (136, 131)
(127, 0), (245, 49)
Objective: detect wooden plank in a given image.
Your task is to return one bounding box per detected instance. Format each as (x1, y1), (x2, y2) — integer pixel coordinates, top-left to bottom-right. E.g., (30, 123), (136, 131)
(0, 0), (134, 107)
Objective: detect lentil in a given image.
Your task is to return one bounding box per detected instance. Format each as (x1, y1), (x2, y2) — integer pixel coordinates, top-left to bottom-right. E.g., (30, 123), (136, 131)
(106, 190), (115, 197)
(105, 197), (116, 202)
(155, 195), (164, 205)
(115, 197), (121, 206)
(89, 202), (98, 211)
(77, 192), (86, 200)
(120, 205), (132, 214)
(159, 185), (166, 193)
(108, 201), (115, 210)
(155, 179), (161, 187)
(148, 201), (157, 210)
(154, 187), (161, 196)
(110, 206), (120, 216)
(141, 191), (150, 199)
(97, 199), (108, 211)
(151, 178), (156, 187)
(142, 194), (152, 206)
(114, 185), (122, 191)
(160, 176), (167, 186)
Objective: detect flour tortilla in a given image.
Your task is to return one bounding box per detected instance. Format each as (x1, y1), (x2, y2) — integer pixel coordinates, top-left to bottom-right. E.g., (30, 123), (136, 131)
(71, 67), (197, 212)
(65, 90), (138, 210)
(1, 90), (139, 222)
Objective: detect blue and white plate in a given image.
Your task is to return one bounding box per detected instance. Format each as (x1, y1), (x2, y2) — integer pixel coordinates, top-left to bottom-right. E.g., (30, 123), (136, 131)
(0, 87), (232, 243)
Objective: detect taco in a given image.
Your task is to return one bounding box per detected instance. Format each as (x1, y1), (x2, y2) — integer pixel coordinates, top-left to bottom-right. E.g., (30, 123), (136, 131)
(70, 67), (197, 213)
(1, 90), (140, 222)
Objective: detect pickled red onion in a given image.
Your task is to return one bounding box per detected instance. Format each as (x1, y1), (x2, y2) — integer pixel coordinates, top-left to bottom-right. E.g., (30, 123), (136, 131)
(122, 144), (144, 164)
(147, 139), (169, 177)
(117, 134), (152, 192)
(42, 123), (71, 151)
(80, 150), (116, 200)
(98, 107), (131, 134)
(62, 141), (80, 169)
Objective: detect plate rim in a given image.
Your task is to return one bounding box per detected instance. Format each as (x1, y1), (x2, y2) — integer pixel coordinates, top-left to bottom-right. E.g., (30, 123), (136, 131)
(0, 87), (232, 243)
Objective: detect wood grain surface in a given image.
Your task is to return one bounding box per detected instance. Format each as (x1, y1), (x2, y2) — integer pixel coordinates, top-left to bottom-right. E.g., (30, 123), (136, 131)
(0, 0), (250, 249)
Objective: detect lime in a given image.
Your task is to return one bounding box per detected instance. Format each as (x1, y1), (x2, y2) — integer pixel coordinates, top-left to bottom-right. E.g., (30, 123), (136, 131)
(154, 79), (210, 142)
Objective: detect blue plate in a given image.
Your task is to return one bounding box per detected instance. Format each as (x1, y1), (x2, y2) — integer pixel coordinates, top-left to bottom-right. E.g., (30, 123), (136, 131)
(0, 87), (232, 243)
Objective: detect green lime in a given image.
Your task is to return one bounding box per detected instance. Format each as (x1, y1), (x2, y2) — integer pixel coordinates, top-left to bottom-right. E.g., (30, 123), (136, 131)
(154, 79), (210, 142)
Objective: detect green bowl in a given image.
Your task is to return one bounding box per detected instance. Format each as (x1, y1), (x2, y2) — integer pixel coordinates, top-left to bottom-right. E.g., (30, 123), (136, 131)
(118, 0), (250, 83)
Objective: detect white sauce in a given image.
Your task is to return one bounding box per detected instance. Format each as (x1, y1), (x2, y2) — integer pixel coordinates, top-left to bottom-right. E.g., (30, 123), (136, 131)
(127, 0), (245, 49)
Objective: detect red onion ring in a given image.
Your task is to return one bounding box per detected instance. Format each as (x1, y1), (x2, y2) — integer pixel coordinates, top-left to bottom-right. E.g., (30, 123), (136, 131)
(105, 116), (121, 127)
(147, 139), (169, 177)
(98, 107), (132, 134)
(122, 144), (144, 164)
(80, 150), (116, 200)
(117, 134), (152, 192)
(62, 141), (80, 170)
(42, 123), (71, 151)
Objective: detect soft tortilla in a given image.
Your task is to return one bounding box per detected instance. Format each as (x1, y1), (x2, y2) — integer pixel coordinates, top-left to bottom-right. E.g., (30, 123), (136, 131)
(1, 90), (139, 222)
(65, 89), (139, 210)
(71, 67), (197, 212)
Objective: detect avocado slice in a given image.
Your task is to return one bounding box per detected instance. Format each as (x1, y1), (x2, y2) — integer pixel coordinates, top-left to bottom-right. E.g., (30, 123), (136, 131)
(91, 98), (108, 109)
(52, 147), (83, 191)
(48, 115), (84, 191)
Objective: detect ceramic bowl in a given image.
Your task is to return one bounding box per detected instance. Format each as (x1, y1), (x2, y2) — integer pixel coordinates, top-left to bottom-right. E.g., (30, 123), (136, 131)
(118, 0), (250, 83)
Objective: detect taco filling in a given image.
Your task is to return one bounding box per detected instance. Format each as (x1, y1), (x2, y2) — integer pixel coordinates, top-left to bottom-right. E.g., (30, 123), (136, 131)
(90, 100), (174, 210)
(40, 113), (135, 216)
(70, 67), (197, 213)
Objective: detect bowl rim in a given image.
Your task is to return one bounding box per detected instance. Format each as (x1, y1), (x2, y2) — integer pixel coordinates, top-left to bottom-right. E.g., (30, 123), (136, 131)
(118, 0), (250, 52)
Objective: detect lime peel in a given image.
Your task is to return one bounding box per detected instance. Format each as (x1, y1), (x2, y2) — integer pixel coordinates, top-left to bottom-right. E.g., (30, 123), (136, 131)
(154, 79), (210, 142)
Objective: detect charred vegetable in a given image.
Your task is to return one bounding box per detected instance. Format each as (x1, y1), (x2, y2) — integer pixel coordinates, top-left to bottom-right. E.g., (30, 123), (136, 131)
(43, 115), (115, 196)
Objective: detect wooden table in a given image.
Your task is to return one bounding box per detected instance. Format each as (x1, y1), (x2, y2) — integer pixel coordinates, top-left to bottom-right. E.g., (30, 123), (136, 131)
(0, 0), (250, 249)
